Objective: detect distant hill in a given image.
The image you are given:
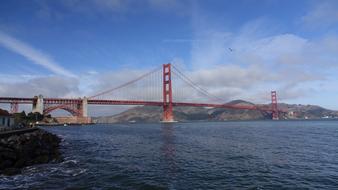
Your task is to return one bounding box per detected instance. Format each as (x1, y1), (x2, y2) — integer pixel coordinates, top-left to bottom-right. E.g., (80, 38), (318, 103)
(225, 99), (255, 106)
(277, 103), (338, 119)
(92, 100), (338, 123)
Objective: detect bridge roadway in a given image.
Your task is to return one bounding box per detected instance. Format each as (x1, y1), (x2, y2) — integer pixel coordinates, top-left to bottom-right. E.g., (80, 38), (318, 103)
(89, 100), (273, 111)
(0, 97), (274, 112)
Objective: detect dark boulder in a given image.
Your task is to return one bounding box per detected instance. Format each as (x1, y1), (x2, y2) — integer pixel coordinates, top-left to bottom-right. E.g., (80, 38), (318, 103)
(0, 128), (62, 176)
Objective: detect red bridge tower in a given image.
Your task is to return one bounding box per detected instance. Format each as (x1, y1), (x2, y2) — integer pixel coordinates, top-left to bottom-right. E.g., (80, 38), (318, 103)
(271, 91), (279, 120)
(162, 63), (174, 122)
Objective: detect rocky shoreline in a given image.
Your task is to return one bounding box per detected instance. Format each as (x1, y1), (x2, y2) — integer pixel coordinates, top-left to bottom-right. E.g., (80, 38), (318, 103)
(0, 128), (62, 175)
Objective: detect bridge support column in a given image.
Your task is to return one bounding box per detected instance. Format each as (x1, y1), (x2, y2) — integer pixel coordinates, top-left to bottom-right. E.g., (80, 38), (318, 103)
(162, 63), (174, 122)
(10, 101), (19, 114)
(32, 95), (44, 114)
(271, 91), (279, 120)
(82, 97), (88, 117)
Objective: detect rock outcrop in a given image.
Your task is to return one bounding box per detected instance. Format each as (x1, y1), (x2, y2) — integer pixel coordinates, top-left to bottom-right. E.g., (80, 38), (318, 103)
(0, 128), (62, 175)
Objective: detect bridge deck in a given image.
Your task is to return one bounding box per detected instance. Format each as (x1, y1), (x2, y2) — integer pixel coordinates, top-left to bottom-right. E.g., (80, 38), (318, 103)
(0, 97), (281, 112)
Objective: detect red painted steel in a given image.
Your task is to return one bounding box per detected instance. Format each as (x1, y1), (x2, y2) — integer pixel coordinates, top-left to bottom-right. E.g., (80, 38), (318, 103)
(271, 91), (279, 120)
(88, 100), (162, 106)
(44, 104), (81, 116)
(43, 98), (83, 116)
(0, 97), (34, 104)
(44, 98), (82, 104)
(162, 63), (174, 122)
(0, 97), (283, 115)
(88, 100), (277, 113)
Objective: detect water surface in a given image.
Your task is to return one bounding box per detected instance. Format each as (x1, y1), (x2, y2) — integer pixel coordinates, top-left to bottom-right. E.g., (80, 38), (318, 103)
(1, 120), (338, 189)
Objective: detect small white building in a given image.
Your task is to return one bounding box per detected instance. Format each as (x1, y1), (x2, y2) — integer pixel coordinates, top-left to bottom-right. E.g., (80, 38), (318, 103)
(0, 109), (14, 128)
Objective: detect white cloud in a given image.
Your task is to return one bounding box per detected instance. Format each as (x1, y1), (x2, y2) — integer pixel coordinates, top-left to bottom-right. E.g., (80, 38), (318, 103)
(302, 0), (338, 28)
(189, 64), (271, 88)
(0, 31), (76, 78)
(0, 75), (80, 98)
(247, 34), (308, 63)
(188, 10), (338, 104)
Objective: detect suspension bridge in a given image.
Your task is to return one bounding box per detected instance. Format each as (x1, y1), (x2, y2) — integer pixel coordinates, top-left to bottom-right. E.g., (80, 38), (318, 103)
(0, 63), (281, 123)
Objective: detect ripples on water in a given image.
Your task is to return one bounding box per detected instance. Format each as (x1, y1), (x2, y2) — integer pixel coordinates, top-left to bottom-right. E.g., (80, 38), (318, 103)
(1, 121), (338, 189)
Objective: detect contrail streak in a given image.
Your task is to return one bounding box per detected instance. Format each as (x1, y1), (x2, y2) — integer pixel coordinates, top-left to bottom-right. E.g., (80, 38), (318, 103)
(0, 31), (76, 78)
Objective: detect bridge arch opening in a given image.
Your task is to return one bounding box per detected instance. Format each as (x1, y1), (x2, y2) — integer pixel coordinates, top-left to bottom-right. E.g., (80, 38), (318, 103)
(44, 105), (80, 117)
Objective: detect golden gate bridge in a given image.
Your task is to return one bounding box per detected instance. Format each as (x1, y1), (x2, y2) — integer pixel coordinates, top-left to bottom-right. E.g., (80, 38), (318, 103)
(0, 63), (281, 122)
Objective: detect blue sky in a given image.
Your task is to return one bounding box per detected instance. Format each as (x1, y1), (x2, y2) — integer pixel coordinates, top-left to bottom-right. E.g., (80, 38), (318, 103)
(0, 0), (338, 114)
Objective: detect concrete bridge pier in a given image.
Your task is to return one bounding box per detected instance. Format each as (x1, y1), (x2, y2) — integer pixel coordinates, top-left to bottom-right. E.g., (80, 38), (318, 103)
(82, 96), (88, 117)
(81, 96), (91, 123)
(32, 95), (44, 114)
